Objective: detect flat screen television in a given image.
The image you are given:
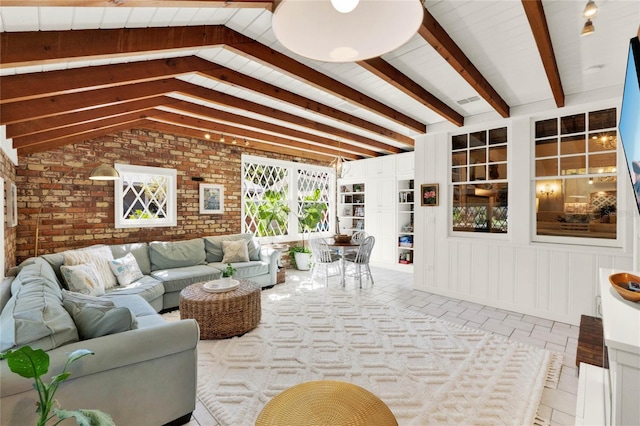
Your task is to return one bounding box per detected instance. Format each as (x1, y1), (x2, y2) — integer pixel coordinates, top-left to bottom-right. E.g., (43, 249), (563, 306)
(619, 36), (640, 218)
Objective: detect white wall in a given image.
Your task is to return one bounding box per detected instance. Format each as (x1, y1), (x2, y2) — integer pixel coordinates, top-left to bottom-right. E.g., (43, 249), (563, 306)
(414, 96), (635, 326)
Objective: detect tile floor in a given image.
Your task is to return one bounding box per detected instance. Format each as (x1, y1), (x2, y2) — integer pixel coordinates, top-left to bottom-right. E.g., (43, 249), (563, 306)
(185, 266), (579, 426)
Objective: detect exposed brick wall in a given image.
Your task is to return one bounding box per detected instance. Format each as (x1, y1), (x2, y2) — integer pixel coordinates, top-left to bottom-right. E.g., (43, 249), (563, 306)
(1, 149), (17, 274)
(16, 128), (326, 264)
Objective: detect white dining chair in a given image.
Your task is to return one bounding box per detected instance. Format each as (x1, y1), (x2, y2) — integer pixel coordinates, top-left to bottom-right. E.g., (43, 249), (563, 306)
(309, 237), (342, 286)
(343, 235), (375, 288)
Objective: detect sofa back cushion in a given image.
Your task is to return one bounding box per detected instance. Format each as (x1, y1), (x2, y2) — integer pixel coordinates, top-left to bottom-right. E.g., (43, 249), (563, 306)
(0, 258), (79, 352)
(204, 233), (260, 262)
(149, 238), (206, 271)
(109, 243), (151, 275)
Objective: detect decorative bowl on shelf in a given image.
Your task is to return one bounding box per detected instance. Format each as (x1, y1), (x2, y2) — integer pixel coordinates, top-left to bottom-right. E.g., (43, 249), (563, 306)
(333, 234), (352, 244)
(609, 272), (640, 303)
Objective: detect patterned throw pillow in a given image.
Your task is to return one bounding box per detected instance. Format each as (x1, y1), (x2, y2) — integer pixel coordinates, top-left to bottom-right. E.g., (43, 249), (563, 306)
(109, 253), (144, 286)
(63, 246), (118, 289)
(221, 240), (250, 263)
(60, 263), (105, 296)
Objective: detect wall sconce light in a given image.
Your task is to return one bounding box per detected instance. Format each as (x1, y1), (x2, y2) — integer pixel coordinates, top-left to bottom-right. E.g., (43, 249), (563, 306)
(540, 184), (554, 198)
(583, 0), (599, 18)
(581, 19), (595, 36)
(588, 177), (594, 185)
(219, 135), (225, 143)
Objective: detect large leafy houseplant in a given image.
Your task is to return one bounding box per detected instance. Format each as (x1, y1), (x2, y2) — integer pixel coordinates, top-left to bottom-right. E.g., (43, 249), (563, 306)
(288, 189), (327, 269)
(0, 346), (114, 426)
(256, 190), (291, 237)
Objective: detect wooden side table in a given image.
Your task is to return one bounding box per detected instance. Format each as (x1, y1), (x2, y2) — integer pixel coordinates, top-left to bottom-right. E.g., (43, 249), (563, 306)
(179, 279), (261, 339)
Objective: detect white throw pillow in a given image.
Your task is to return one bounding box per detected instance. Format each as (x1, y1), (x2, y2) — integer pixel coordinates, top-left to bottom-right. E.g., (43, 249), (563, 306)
(221, 240), (250, 263)
(109, 253), (144, 286)
(64, 246), (117, 289)
(60, 263), (105, 296)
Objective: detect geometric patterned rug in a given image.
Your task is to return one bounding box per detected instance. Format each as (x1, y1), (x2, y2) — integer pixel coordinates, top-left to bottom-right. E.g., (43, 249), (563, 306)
(167, 282), (562, 425)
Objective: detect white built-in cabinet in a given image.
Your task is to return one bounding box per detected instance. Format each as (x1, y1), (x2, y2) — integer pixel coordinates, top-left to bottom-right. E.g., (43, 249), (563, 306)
(576, 269), (640, 425)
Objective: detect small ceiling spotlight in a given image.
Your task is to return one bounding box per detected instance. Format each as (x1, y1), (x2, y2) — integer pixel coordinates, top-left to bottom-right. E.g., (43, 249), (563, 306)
(581, 19), (595, 36)
(589, 177), (594, 185)
(244, 139), (250, 146)
(219, 135), (225, 143)
(204, 133), (211, 140)
(232, 138), (237, 145)
(583, 0), (599, 18)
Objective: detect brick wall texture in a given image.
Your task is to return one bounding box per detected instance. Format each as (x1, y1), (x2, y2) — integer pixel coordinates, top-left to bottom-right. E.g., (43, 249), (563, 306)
(15, 128), (325, 264)
(1, 148), (17, 274)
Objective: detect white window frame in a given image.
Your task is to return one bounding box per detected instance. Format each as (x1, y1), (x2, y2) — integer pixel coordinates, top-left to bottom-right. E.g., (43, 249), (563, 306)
(531, 106), (623, 248)
(114, 163), (177, 229)
(241, 154), (335, 243)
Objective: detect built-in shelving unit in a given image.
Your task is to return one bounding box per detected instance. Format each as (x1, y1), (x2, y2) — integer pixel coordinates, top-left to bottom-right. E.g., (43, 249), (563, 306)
(397, 179), (414, 265)
(338, 182), (365, 235)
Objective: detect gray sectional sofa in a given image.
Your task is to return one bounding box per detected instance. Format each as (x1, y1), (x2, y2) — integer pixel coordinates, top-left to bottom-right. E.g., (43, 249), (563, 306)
(0, 233), (278, 426)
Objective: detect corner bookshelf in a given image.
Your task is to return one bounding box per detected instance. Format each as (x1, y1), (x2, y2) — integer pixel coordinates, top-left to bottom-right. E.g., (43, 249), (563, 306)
(338, 182), (365, 235)
(397, 179), (414, 266)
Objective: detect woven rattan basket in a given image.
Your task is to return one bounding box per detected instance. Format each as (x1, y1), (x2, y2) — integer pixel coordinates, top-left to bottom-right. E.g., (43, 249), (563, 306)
(255, 380), (397, 426)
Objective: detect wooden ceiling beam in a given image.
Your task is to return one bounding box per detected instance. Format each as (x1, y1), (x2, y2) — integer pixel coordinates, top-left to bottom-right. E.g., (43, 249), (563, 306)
(18, 120), (149, 156)
(358, 57), (464, 127)
(143, 121), (333, 163)
(0, 79), (178, 124)
(161, 100), (380, 157)
(6, 97), (175, 139)
(521, 0), (565, 108)
(196, 67), (410, 149)
(173, 81), (407, 152)
(418, 9), (510, 118)
(0, 26), (249, 68)
(148, 111), (361, 160)
(12, 110), (160, 149)
(225, 41), (427, 134)
(0, 56), (220, 104)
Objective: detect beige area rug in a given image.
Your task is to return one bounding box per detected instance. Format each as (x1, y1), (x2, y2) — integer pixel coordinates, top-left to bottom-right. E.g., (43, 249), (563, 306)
(165, 283), (562, 425)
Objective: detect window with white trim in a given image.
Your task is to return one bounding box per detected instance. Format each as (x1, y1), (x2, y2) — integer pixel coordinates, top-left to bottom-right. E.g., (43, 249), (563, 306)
(534, 108), (617, 240)
(451, 127), (508, 233)
(242, 155), (334, 240)
(114, 164), (177, 228)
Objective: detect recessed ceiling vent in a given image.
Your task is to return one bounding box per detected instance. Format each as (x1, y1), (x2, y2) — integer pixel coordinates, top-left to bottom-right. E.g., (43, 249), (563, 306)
(457, 96), (480, 105)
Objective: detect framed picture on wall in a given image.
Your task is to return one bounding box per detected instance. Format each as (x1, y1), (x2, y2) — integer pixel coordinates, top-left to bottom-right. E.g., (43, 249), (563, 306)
(421, 183), (439, 207)
(7, 182), (17, 227)
(199, 184), (224, 214)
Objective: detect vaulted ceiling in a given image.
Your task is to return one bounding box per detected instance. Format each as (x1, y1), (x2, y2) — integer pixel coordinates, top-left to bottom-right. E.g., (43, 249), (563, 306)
(1, 1), (638, 162)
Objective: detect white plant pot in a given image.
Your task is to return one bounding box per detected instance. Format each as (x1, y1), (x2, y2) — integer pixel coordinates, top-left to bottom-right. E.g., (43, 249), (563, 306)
(221, 276), (232, 285)
(294, 252), (312, 271)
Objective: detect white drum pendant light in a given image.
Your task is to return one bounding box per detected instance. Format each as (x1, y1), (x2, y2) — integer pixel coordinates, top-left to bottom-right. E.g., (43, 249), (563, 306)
(272, 0), (424, 63)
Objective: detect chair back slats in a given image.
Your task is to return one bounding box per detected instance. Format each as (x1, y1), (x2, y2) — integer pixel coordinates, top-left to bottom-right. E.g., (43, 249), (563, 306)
(310, 238), (339, 263)
(353, 236), (375, 264)
(350, 231), (368, 245)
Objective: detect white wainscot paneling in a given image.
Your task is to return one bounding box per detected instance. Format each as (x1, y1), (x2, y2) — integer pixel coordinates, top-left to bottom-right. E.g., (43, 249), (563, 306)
(418, 237), (633, 325)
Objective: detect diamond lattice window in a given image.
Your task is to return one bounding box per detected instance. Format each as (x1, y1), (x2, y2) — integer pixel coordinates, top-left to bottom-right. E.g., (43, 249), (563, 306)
(242, 156), (333, 239)
(114, 164), (177, 228)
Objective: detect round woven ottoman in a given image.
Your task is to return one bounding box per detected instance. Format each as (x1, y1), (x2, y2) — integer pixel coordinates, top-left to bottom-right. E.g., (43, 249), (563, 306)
(255, 380), (397, 425)
(179, 279), (261, 339)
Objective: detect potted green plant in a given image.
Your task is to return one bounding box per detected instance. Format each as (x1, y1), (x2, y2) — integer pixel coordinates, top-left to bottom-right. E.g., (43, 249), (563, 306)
(289, 189), (327, 270)
(222, 263), (237, 284)
(0, 346), (114, 426)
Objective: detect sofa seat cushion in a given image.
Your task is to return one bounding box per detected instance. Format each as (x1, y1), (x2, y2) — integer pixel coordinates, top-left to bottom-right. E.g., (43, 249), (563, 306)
(105, 275), (164, 304)
(149, 239), (206, 271)
(209, 261), (269, 280)
(0, 259), (79, 352)
(105, 294), (158, 317)
(150, 265), (221, 293)
(204, 233), (261, 262)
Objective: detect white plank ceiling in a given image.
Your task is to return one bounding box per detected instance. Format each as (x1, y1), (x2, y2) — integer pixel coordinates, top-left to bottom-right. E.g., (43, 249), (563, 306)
(0, 1), (638, 160)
